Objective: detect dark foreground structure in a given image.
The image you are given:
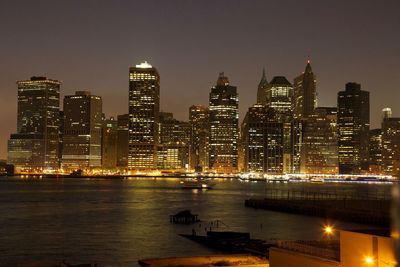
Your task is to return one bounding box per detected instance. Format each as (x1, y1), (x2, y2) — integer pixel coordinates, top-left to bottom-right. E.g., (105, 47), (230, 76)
(245, 189), (390, 226)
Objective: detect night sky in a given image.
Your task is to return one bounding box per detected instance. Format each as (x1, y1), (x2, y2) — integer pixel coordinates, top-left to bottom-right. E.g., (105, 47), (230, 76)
(0, 0), (399, 159)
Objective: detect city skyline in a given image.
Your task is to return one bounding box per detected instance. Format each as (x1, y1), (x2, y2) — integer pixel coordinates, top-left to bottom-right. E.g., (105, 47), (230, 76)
(1, 0), (400, 159)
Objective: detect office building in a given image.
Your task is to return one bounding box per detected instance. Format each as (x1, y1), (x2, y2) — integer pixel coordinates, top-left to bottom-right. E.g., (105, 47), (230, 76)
(266, 76), (293, 173)
(157, 112), (190, 170)
(209, 73), (239, 172)
(369, 128), (383, 174)
(382, 115), (400, 176)
(241, 105), (283, 174)
(189, 105), (209, 171)
(61, 91), (103, 170)
(293, 61), (316, 119)
(102, 117), (118, 169)
(7, 76), (61, 171)
(116, 114), (129, 168)
(337, 82), (370, 174)
(128, 61), (160, 170)
(300, 107), (338, 174)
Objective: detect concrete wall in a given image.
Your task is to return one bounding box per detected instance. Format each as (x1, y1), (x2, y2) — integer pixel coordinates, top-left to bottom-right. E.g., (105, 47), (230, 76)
(269, 248), (339, 267)
(340, 230), (396, 267)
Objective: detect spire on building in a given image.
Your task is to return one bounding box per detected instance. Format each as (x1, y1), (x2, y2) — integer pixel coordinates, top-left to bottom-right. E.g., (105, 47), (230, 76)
(258, 67), (268, 88)
(305, 60), (312, 74)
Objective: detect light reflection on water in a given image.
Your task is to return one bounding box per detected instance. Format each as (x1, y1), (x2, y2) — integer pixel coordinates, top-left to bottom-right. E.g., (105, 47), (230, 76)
(0, 177), (392, 266)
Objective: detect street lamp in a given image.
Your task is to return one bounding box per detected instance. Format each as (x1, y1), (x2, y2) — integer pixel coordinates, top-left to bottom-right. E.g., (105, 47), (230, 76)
(324, 225), (334, 236)
(364, 256), (375, 265)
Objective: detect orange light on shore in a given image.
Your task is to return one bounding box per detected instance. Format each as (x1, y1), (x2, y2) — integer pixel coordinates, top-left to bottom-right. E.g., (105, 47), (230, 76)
(323, 225), (334, 235)
(364, 256), (375, 265)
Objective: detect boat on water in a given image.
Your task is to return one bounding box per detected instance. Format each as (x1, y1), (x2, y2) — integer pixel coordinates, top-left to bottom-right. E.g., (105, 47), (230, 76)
(180, 178), (215, 189)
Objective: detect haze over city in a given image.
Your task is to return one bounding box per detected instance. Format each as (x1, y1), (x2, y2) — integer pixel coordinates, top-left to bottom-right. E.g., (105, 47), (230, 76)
(0, 0), (399, 159)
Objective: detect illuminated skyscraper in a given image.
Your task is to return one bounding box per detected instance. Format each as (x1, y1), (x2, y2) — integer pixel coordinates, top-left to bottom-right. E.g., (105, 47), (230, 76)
(256, 68), (269, 105)
(241, 105), (283, 174)
(338, 82), (370, 174)
(209, 73), (239, 172)
(266, 76), (293, 173)
(128, 61), (160, 170)
(7, 76), (61, 171)
(101, 117), (118, 169)
(61, 91), (103, 170)
(293, 61), (316, 119)
(300, 107), (338, 174)
(116, 114), (129, 168)
(189, 105), (209, 171)
(382, 115), (400, 176)
(369, 128), (383, 174)
(157, 112), (190, 170)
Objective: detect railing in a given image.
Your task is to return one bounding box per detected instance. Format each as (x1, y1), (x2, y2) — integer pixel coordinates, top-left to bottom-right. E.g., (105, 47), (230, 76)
(264, 189), (391, 201)
(277, 240), (340, 261)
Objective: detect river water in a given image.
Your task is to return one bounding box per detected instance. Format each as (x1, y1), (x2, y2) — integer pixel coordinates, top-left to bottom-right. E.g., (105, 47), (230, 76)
(0, 177), (392, 266)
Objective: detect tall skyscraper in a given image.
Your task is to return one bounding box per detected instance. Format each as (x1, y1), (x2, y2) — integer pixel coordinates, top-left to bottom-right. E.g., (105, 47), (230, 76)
(293, 61), (317, 119)
(61, 91), (103, 170)
(189, 105), (209, 171)
(382, 115), (400, 176)
(157, 112), (190, 170)
(256, 68), (269, 105)
(209, 73), (239, 172)
(338, 82), (370, 174)
(7, 76), (61, 171)
(116, 114), (129, 168)
(369, 128), (383, 174)
(266, 76), (293, 173)
(241, 105), (283, 174)
(300, 107), (338, 174)
(128, 61), (160, 170)
(101, 117), (118, 169)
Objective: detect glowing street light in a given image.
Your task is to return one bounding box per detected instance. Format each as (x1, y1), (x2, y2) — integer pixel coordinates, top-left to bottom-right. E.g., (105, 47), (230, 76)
(323, 225), (334, 235)
(364, 256), (375, 265)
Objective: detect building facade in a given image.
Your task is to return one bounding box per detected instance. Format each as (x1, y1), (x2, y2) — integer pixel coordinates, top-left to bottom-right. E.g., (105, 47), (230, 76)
(337, 82), (370, 174)
(61, 91), (103, 170)
(128, 61), (160, 170)
(157, 112), (190, 170)
(8, 76), (61, 171)
(209, 73), (239, 172)
(241, 105), (283, 174)
(369, 128), (383, 174)
(101, 117), (118, 169)
(293, 61), (317, 119)
(382, 116), (400, 177)
(266, 76), (293, 173)
(300, 107), (338, 174)
(116, 114), (129, 168)
(189, 105), (209, 171)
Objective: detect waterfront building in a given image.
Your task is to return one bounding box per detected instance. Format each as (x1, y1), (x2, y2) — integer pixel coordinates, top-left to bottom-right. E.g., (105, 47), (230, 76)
(61, 91), (103, 170)
(292, 61), (317, 119)
(116, 114), (129, 168)
(256, 68), (269, 105)
(101, 117), (118, 169)
(208, 73), (239, 173)
(382, 115), (400, 177)
(157, 112), (190, 170)
(241, 104), (283, 174)
(189, 105), (209, 171)
(269, 229), (396, 267)
(300, 107), (338, 174)
(337, 82), (370, 174)
(7, 76), (61, 171)
(266, 76), (293, 173)
(369, 128), (383, 174)
(128, 61), (160, 170)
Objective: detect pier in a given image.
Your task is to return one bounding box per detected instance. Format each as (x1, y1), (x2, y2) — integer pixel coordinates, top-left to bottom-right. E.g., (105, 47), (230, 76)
(245, 189), (391, 226)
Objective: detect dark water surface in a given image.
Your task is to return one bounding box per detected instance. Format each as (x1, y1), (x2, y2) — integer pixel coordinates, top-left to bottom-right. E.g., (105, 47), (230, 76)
(0, 177), (392, 266)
